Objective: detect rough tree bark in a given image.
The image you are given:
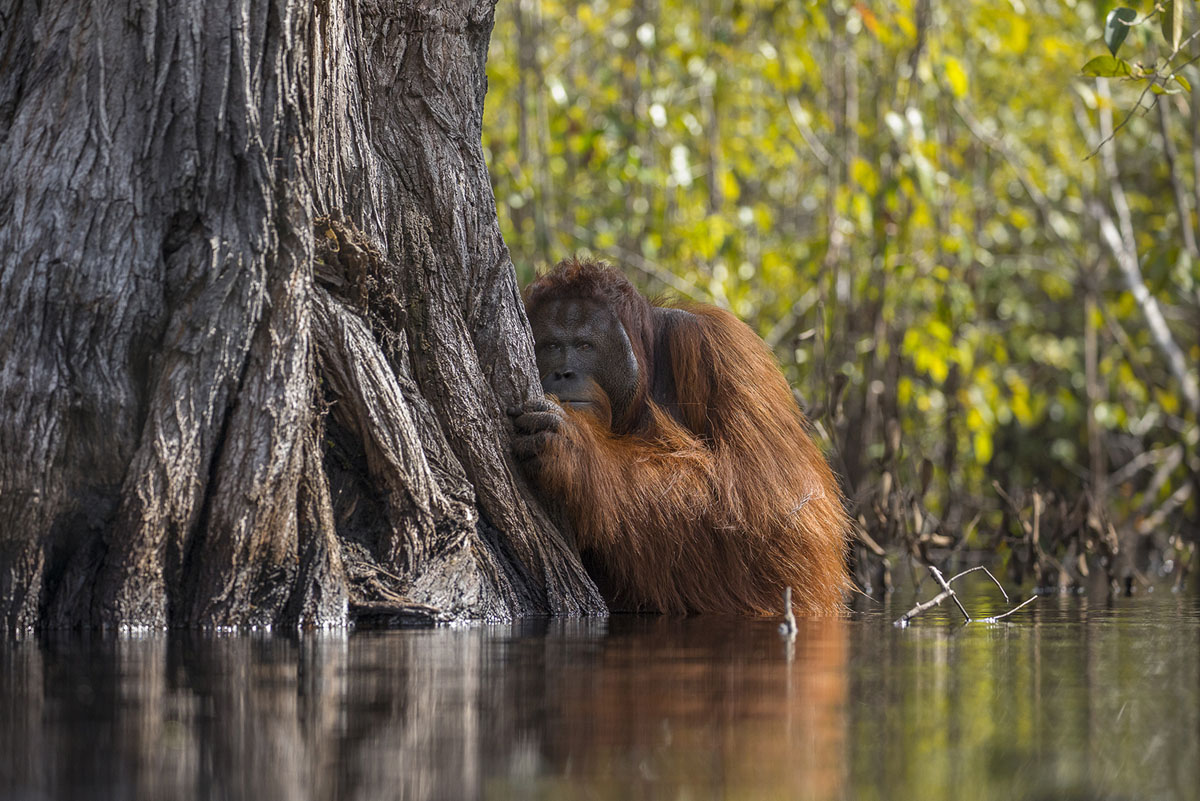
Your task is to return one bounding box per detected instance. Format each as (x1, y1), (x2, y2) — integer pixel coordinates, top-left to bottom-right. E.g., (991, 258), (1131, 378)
(0, 0), (604, 631)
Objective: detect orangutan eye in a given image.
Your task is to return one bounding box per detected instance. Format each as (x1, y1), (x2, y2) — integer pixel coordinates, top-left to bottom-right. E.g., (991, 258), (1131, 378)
(578, 341), (594, 351)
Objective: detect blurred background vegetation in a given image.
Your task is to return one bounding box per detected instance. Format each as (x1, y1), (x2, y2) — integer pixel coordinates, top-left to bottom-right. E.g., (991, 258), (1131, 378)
(482, 0), (1200, 594)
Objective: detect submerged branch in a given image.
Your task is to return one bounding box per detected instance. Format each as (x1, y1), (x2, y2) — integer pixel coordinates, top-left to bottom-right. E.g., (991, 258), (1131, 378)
(893, 586), (957, 628)
(894, 564), (1036, 627)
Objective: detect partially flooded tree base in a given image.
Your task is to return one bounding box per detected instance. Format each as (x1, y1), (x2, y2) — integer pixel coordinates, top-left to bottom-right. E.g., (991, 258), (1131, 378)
(0, 0), (604, 631)
(311, 215), (590, 624)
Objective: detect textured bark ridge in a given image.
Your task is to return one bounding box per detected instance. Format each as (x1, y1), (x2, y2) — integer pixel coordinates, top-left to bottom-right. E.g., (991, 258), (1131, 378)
(0, 0), (604, 630)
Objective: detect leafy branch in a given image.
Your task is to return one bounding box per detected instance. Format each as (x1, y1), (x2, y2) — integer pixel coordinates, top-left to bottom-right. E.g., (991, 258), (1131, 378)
(1082, 5), (1200, 156)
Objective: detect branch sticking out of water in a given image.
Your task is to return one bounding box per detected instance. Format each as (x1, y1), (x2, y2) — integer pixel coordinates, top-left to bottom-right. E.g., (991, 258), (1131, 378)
(894, 565), (1036, 628)
(779, 586), (798, 636)
(929, 565), (972, 621)
(980, 596), (1038, 623)
(946, 565), (1010, 602)
(778, 587), (798, 664)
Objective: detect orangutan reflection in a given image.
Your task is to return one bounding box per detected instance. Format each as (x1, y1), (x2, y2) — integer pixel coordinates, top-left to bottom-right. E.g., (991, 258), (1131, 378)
(516, 616), (848, 800)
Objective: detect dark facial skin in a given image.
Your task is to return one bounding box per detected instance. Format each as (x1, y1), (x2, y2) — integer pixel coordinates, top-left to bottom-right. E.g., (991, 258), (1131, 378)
(528, 297), (640, 427)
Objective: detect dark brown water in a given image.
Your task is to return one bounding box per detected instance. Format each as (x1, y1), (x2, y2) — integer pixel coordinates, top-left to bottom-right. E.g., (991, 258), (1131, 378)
(2, 583), (1198, 801)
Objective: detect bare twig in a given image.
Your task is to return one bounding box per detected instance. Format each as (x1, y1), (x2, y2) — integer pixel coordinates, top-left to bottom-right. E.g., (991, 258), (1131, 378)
(929, 565), (971, 622)
(786, 96), (836, 167)
(981, 596), (1038, 623)
(946, 565), (1010, 602)
(1108, 443), (1183, 486)
(1084, 81), (1156, 160)
(1136, 483), (1194, 535)
(894, 587), (957, 628)
(854, 519), (889, 558)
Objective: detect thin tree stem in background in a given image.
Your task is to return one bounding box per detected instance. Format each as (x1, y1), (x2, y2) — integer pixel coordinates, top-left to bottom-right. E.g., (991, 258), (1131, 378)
(1157, 100), (1199, 260)
(1192, 69), (1200, 265)
(1085, 287), (1107, 501)
(1095, 81), (1200, 416)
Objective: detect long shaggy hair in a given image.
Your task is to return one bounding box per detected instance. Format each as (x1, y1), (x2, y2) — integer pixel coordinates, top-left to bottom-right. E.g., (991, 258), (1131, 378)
(524, 258), (849, 615)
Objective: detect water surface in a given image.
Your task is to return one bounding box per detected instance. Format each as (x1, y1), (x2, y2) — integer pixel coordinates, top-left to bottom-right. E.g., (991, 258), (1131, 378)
(3, 582), (1197, 800)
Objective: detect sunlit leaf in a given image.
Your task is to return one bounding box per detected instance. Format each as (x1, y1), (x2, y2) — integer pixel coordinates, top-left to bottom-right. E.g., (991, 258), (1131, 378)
(1151, 82), (1182, 95)
(853, 3), (879, 35)
(1081, 55), (1132, 78)
(850, 158), (879, 194)
(1104, 7), (1137, 56)
(721, 171), (741, 203)
(928, 320), (953, 344)
(943, 56), (969, 98)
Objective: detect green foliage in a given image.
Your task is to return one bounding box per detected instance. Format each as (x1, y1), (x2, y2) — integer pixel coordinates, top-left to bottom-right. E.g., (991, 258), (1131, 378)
(1104, 7), (1137, 56)
(1082, 3), (1198, 95)
(1082, 55), (1133, 78)
(484, 0), (1200, 557)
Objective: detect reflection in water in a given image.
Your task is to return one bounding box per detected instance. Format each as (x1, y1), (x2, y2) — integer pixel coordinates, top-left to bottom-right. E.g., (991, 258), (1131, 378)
(487, 616), (847, 801)
(1, 588), (1197, 801)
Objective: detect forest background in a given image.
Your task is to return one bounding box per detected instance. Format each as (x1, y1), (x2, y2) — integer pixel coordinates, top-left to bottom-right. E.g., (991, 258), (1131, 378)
(483, 0), (1200, 594)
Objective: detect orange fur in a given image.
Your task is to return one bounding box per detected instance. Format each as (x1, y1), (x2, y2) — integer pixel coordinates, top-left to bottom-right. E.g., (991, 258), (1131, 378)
(525, 259), (849, 615)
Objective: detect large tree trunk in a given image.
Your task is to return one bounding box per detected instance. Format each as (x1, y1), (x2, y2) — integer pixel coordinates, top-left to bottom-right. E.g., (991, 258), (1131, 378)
(0, 0), (604, 631)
